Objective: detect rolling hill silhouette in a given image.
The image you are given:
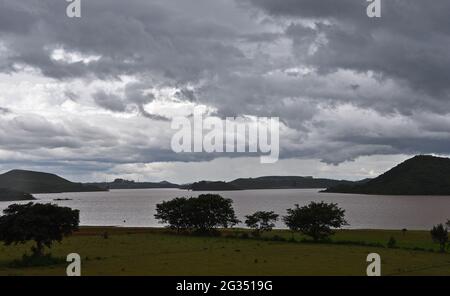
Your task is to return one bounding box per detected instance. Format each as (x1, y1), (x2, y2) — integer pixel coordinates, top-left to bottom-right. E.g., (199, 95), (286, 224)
(0, 170), (105, 194)
(324, 155), (450, 195)
(188, 176), (354, 191)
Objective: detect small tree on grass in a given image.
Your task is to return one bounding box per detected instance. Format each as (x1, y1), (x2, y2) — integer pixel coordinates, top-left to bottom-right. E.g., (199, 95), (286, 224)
(283, 202), (348, 241)
(245, 211), (279, 237)
(430, 224), (448, 253)
(0, 203), (79, 257)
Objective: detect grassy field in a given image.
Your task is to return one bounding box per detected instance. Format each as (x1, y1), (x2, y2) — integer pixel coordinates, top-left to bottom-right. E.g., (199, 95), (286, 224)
(0, 227), (449, 276)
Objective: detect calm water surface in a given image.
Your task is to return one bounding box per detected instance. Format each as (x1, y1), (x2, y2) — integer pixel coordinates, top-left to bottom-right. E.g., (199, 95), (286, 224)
(1, 188), (450, 230)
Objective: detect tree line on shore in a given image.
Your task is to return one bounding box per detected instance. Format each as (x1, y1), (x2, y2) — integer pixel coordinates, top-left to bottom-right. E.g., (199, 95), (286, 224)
(154, 194), (348, 242)
(0, 194), (448, 265)
(153, 194), (450, 252)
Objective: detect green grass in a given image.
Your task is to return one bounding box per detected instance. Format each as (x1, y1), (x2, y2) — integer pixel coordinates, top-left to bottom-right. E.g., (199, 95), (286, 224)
(0, 227), (449, 276)
(252, 229), (444, 251)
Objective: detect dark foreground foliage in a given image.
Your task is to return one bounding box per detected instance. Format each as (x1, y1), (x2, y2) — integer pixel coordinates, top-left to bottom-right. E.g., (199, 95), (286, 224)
(0, 203), (79, 257)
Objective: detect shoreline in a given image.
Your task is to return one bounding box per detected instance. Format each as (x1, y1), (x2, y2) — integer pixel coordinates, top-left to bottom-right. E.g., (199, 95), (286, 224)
(74, 226), (430, 232)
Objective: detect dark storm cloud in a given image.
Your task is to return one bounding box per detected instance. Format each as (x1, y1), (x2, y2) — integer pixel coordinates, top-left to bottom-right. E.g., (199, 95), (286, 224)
(122, 82), (170, 120)
(93, 91), (127, 112)
(1, 0), (450, 175)
(175, 89), (197, 102)
(0, 1), (38, 35)
(250, 0), (450, 98)
(0, 0), (246, 83)
(92, 84), (170, 121)
(0, 114), (118, 151)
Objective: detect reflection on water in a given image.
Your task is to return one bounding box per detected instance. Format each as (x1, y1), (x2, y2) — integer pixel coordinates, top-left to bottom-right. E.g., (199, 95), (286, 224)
(1, 188), (449, 230)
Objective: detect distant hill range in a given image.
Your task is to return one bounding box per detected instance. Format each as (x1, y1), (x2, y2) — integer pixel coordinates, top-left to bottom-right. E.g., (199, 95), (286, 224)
(0, 170), (106, 194)
(0, 188), (35, 202)
(324, 155), (450, 195)
(187, 176), (354, 191)
(88, 178), (180, 190)
(4, 155), (448, 197)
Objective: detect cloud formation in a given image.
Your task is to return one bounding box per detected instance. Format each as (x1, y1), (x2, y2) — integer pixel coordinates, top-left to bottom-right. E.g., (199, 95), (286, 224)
(0, 0), (449, 181)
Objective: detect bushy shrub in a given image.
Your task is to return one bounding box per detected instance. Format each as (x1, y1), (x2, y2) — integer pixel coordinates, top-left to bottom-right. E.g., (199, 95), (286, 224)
(387, 236), (397, 248)
(430, 224), (448, 253)
(9, 253), (66, 268)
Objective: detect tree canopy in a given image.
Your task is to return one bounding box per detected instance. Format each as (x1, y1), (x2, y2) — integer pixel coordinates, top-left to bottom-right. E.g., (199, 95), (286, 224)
(0, 203), (79, 256)
(430, 223), (448, 253)
(283, 201), (347, 241)
(155, 194), (239, 232)
(245, 211), (279, 236)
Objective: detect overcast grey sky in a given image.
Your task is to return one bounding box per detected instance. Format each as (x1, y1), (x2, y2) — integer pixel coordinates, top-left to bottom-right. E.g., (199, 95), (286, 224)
(0, 0), (449, 183)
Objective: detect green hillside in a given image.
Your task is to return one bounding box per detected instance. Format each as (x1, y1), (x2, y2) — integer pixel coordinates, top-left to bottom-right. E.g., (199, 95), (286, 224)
(0, 170), (105, 194)
(324, 155), (450, 195)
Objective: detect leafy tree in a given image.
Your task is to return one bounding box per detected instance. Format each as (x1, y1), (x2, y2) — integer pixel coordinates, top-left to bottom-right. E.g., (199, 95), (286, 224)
(245, 211), (279, 237)
(187, 194), (240, 231)
(0, 203), (79, 257)
(283, 202), (347, 241)
(155, 197), (190, 232)
(155, 194), (239, 233)
(430, 224), (448, 253)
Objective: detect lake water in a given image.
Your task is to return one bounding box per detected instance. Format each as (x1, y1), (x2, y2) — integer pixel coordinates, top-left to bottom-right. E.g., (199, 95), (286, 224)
(1, 188), (450, 230)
